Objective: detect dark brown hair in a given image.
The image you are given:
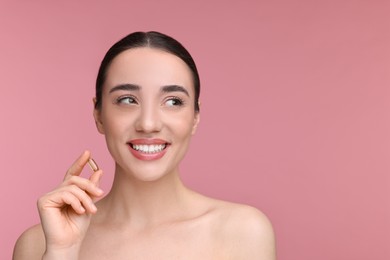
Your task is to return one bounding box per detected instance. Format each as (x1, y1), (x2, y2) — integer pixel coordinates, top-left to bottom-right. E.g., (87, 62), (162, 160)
(95, 31), (200, 112)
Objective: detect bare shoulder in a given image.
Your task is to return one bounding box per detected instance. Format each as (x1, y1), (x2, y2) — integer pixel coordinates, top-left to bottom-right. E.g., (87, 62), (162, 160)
(211, 200), (276, 259)
(13, 224), (45, 260)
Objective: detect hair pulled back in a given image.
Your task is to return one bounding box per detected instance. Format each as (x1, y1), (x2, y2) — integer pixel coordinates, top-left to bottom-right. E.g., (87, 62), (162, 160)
(95, 31), (200, 112)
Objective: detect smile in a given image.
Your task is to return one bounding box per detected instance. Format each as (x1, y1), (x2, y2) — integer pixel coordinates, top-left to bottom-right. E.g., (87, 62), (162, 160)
(128, 139), (170, 161)
(131, 144), (166, 154)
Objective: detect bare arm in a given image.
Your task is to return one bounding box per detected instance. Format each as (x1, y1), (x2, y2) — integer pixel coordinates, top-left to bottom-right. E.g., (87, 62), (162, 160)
(13, 151), (104, 260)
(13, 224), (45, 260)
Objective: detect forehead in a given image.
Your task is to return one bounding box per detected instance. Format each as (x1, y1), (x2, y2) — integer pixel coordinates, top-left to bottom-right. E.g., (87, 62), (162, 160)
(105, 47), (194, 93)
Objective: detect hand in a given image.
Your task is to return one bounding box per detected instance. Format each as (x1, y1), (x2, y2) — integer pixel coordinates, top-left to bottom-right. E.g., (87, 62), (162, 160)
(37, 151), (104, 256)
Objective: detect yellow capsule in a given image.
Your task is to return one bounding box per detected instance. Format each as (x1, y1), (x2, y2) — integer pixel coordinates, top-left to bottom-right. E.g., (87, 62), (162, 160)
(88, 158), (99, 172)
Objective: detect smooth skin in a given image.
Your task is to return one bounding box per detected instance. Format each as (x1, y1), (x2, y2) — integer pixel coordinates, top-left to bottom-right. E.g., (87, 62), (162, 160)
(13, 48), (276, 259)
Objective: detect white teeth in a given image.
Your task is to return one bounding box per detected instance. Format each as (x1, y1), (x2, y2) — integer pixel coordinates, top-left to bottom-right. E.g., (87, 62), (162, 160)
(132, 144), (166, 153)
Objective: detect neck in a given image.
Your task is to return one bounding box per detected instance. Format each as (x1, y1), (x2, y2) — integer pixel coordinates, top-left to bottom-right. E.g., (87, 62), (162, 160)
(99, 165), (193, 228)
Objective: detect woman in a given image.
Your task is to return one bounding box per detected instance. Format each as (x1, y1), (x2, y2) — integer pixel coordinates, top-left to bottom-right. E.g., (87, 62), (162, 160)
(13, 31), (276, 259)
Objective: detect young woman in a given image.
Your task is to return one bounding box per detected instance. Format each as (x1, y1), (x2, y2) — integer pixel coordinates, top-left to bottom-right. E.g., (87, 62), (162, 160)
(13, 31), (276, 259)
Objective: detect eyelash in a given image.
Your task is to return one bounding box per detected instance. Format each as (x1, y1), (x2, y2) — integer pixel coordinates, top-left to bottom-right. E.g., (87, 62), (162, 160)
(165, 96), (185, 107)
(115, 95), (185, 107)
(115, 95), (137, 105)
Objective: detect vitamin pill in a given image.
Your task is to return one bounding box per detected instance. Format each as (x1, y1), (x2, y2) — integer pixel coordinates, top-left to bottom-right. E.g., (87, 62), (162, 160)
(88, 158), (99, 172)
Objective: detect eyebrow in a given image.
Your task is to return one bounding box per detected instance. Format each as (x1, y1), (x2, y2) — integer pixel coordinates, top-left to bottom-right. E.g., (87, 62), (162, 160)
(109, 83), (140, 93)
(161, 85), (189, 97)
(109, 83), (189, 97)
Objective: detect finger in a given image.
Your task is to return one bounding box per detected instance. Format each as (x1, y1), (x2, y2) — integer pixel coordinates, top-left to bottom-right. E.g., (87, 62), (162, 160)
(65, 185), (98, 213)
(89, 169), (103, 186)
(47, 186), (97, 214)
(64, 150), (91, 180)
(60, 191), (88, 214)
(89, 170), (104, 202)
(39, 191), (86, 215)
(63, 175), (104, 197)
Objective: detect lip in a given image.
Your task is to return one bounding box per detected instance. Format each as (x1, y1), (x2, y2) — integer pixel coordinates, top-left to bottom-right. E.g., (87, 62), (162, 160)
(129, 138), (168, 145)
(127, 138), (170, 161)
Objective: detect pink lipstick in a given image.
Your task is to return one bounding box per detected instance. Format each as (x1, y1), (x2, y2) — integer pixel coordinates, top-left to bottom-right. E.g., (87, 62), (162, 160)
(128, 138), (169, 161)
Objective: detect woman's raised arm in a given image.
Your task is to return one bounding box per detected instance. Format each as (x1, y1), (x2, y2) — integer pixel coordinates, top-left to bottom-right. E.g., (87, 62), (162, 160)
(13, 151), (104, 260)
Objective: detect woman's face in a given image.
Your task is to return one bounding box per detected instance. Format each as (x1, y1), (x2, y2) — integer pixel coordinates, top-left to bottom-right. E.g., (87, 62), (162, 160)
(94, 47), (200, 181)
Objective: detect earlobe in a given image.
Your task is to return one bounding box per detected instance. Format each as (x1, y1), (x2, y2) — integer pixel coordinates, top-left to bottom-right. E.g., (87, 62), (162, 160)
(191, 112), (200, 135)
(92, 98), (105, 134)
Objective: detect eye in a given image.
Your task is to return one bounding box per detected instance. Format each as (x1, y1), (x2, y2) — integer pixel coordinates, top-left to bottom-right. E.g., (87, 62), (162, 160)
(165, 97), (184, 107)
(116, 96), (137, 105)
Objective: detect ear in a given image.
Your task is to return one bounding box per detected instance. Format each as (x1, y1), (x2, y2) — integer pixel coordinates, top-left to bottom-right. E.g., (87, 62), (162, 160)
(191, 109), (200, 135)
(93, 98), (105, 134)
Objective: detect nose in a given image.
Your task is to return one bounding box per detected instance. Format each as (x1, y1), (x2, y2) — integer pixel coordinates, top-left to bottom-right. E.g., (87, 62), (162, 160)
(134, 105), (162, 133)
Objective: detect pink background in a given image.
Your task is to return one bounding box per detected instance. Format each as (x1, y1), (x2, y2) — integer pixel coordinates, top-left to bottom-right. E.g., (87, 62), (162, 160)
(1, 1), (389, 259)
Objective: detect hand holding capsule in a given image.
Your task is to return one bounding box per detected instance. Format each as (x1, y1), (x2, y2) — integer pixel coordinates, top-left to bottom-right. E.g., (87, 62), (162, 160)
(37, 151), (103, 258)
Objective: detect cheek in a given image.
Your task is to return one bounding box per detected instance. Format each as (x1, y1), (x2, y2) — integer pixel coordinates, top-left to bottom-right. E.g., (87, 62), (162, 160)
(170, 114), (196, 138)
(101, 112), (131, 160)
(101, 109), (130, 137)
